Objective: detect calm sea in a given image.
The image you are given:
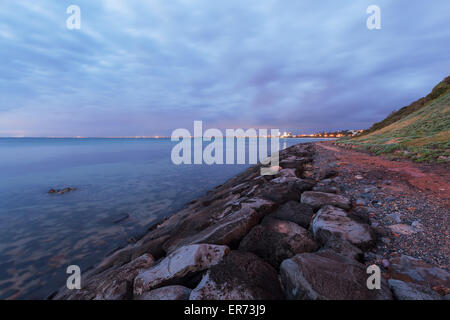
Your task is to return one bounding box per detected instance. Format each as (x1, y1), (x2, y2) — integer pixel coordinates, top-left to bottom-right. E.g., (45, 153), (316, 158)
(0, 137), (325, 299)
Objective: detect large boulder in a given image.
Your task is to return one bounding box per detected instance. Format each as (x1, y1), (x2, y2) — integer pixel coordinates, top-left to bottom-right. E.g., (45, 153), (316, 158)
(280, 250), (393, 300)
(131, 234), (170, 261)
(135, 285), (191, 300)
(312, 205), (376, 250)
(320, 235), (363, 262)
(133, 244), (229, 296)
(269, 200), (314, 228)
(239, 218), (319, 268)
(280, 156), (312, 170)
(388, 280), (442, 300)
(190, 251), (284, 300)
(388, 255), (450, 289)
(164, 198), (275, 253)
(301, 191), (351, 210)
(256, 179), (314, 205)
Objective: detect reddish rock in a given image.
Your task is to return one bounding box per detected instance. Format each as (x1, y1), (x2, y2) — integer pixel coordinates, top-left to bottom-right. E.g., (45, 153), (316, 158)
(388, 255), (450, 289)
(388, 280), (442, 300)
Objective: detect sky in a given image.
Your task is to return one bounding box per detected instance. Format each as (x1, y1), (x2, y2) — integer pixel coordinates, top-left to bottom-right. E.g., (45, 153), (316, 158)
(0, 0), (449, 137)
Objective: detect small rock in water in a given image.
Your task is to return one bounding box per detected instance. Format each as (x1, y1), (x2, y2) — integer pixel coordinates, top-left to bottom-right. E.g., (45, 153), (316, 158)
(113, 213), (130, 224)
(48, 187), (76, 195)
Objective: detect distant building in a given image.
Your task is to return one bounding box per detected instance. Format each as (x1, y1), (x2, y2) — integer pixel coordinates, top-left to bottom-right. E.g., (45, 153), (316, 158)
(280, 131), (293, 138)
(349, 129), (364, 136)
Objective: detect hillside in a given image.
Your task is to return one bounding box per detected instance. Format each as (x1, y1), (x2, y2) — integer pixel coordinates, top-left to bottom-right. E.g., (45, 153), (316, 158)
(338, 76), (450, 162)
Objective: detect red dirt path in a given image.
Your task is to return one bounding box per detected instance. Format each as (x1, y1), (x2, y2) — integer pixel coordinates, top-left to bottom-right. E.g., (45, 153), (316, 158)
(318, 142), (450, 206)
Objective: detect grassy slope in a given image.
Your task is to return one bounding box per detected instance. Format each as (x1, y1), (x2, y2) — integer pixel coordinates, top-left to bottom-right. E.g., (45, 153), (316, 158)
(338, 77), (450, 162)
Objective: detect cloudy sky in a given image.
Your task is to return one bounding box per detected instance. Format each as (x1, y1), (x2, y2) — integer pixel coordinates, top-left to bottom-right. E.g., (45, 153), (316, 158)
(0, 0), (449, 137)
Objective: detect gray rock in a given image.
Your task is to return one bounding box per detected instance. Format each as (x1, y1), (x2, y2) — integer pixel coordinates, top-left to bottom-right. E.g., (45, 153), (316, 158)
(301, 191), (351, 210)
(136, 285), (191, 300)
(388, 279), (442, 300)
(313, 185), (339, 194)
(388, 224), (416, 235)
(239, 217), (319, 268)
(257, 180), (303, 204)
(269, 200), (314, 228)
(320, 235), (363, 261)
(388, 255), (450, 288)
(134, 244), (229, 296)
(280, 250), (393, 300)
(348, 206), (371, 225)
(280, 156), (311, 170)
(312, 205), (376, 250)
(190, 251), (284, 300)
(386, 213), (402, 223)
(164, 198), (275, 253)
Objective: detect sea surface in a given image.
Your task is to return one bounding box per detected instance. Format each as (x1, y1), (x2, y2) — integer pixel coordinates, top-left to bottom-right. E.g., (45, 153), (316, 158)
(0, 137), (327, 299)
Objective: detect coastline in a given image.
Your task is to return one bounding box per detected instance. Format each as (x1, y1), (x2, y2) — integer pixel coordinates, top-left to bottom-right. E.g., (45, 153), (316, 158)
(53, 141), (449, 300)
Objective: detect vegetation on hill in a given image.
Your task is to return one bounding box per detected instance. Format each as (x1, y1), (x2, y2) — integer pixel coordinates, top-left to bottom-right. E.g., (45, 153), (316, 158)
(338, 77), (450, 163)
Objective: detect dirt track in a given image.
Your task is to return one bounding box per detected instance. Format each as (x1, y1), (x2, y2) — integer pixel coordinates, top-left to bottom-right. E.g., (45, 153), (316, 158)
(318, 143), (449, 204)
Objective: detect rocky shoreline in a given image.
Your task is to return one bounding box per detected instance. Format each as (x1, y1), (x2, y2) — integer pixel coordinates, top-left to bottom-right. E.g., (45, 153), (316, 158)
(53, 142), (449, 300)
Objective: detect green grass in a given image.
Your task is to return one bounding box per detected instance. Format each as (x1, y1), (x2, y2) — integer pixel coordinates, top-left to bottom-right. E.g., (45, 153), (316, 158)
(338, 77), (450, 163)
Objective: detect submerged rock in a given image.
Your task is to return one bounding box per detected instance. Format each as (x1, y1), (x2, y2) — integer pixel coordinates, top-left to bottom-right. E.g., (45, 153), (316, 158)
(112, 213), (130, 224)
(133, 244), (229, 296)
(190, 251), (284, 300)
(48, 187), (76, 195)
